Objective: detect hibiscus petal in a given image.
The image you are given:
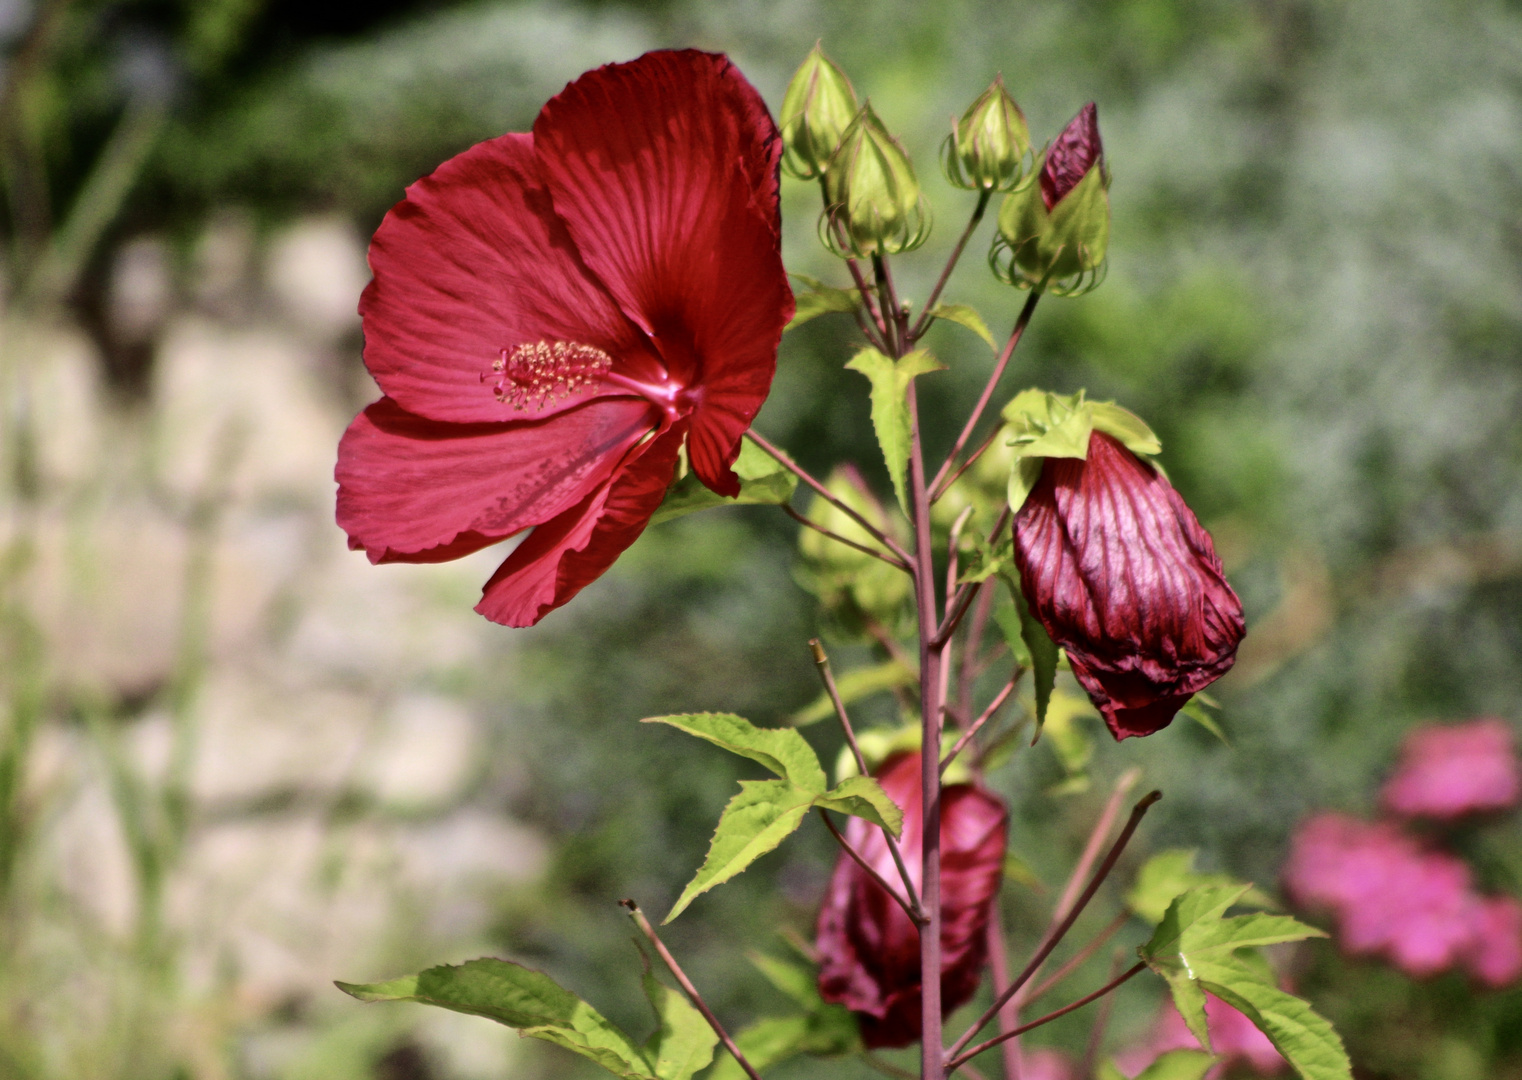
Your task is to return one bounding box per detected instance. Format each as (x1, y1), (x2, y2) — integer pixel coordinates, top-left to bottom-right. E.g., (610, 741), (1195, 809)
(474, 423), (687, 627)
(336, 395), (658, 561)
(361, 131), (663, 425)
(533, 50), (792, 497)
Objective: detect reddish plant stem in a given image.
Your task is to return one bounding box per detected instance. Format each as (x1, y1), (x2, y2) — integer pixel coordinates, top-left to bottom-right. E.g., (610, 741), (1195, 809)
(781, 503), (911, 572)
(931, 426), (1001, 503)
(928, 292), (1041, 499)
(1023, 908), (1131, 1006)
(984, 903), (1025, 1080)
(622, 901), (764, 1080)
(818, 809), (924, 927)
(1053, 769), (1141, 926)
(810, 639), (922, 916)
(908, 189), (993, 344)
(1080, 952), (1127, 1078)
(956, 585), (998, 724)
(864, 614), (919, 673)
(745, 429), (913, 565)
(935, 508), (1010, 647)
(939, 675), (1016, 776)
(949, 791), (1162, 1059)
(947, 963), (1147, 1073)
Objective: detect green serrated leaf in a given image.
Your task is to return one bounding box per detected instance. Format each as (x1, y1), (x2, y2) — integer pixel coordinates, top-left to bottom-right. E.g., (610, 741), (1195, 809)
(666, 780), (816, 922)
(957, 534), (1012, 585)
(992, 600), (1032, 667)
(814, 774), (904, 836)
(642, 714), (826, 792)
(1134, 1049), (1218, 1080)
(1179, 699), (1230, 746)
(651, 439), (798, 526)
(1127, 850), (1275, 925)
(786, 284), (860, 331)
(1002, 574), (1058, 731)
(1194, 958), (1351, 1080)
(791, 661), (917, 726)
(1140, 886), (1347, 1080)
(640, 970), (717, 1080)
(927, 303), (997, 349)
(338, 959), (656, 1080)
(846, 347), (947, 513)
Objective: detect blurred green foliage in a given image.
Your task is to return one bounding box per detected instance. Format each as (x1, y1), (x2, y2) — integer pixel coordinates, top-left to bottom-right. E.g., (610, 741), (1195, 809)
(2, 0), (1522, 1077)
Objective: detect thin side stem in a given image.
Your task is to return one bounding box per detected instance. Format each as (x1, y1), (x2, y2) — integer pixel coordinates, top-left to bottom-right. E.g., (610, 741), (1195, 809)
(956, 585), (998, 725)
(818, 809), (925, 927)
(949, 791), (1162, 1058)
(745, 430), (913, 564)
(1023, 909), (1131, 1006)
(939, 675), (1016, 776)
(872, 253), (900, 354)
(935, 508), (1010, 647)
(1080, 952), (1127, 1078)
(622, 901), (764, 1080)
(909, 189), (992, 343)
(810, 639), (922, 915)
(947, 963), (1147, 1073)
(1052, 769), (1141, 926)
(984, 900), (1024, 1080)
(928, 292), (1041, 498)
(931, 426), (1001, 503)
(782, 503), (910, 572)
(875, 251), (910, 345)
(864, 614), (919, 673)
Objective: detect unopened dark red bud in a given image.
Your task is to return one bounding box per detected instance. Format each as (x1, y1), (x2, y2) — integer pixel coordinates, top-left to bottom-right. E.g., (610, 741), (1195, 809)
(1012, 432), (1245, 739)
(1039, 102), (1103, 211)
(815, 751), (1008, 1048)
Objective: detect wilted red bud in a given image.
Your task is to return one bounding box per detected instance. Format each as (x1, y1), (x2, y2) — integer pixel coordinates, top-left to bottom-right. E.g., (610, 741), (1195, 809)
(1012, 431), (1245, 739)
(1039, 102), (1103, 210)
(815, 751), (1008, 1048)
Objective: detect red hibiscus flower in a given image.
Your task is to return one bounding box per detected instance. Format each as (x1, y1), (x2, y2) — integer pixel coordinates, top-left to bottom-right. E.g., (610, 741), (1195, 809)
(815, 751), (1008, 1048)
(336, 50), (792, 626)
(1012, 431), (1246, 739)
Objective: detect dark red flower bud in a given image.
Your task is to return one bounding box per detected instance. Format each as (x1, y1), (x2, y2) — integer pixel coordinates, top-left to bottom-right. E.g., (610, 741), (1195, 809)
(1012, 431), (1245, 740)
(1039, 103), (1102, 211)
(815, 751), (1008, 1048)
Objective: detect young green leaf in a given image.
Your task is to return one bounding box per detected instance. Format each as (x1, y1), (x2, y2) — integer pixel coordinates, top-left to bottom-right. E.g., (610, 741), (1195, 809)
(338, 959), (657, 1080)
(814, 774), (905, 836)
(665, 779), (818, 922)
(786, 284), (861, 330)
(640, 969), (717, 1080)
(1099, 1049), (1218, 1080)
(845, 347), (947, 513)
(642, 714), (827, 792)
(651, 439), (798, 525)
(1140, 885), (1349, 1080)
(1127, 849), (1275, 925)
(1179, 698), (1229, 745)
(790, 660), (917, 726)
(1000, 572), (1058, 730)
(926, 303), (997, 349)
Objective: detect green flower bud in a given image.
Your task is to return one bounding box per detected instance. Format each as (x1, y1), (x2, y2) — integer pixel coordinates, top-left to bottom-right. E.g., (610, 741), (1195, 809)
(779, 44), (859, 180)
(942, 76), (1032, 192)
(989, 103), (1111, 295)
(820, 103), (931, 258)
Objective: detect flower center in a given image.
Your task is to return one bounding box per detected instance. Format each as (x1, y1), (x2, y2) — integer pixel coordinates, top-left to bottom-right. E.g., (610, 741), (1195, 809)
(490, 341), (613, 411)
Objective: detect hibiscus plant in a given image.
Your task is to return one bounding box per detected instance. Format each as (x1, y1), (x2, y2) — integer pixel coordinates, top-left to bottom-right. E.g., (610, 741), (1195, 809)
(332, 46), (1353, 1080)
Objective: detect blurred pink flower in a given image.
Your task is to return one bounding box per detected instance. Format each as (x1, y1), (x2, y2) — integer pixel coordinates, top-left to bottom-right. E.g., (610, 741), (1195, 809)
(1381, 718), (1520, 822)
(1118, 992), (1285, 1079)
(1020, 1047), (1077, 1080)
(1283, 812), (1522, 985)
(1463, 896), (1522, 988)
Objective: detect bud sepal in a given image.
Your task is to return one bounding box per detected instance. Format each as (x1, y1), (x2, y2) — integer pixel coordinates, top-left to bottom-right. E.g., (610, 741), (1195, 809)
(779, 44), (860, 181)
(942, 76), (1033, 193)
(820, 104), (931, 258)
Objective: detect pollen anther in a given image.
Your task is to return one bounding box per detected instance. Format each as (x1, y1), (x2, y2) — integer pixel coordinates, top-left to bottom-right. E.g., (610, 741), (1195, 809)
(491, 340), (613, 411)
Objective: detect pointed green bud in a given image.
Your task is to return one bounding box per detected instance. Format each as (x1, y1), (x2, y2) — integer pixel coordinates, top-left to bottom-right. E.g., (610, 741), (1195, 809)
(942, 76), (1031, 192)
(779, 44), (859, 180)
(989, 103), (1111, 295)
(820, 103), (931, 258)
